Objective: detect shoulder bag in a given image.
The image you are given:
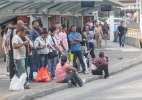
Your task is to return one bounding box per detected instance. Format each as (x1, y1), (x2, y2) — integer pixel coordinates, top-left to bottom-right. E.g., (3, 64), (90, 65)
(48, 35), (58, 59)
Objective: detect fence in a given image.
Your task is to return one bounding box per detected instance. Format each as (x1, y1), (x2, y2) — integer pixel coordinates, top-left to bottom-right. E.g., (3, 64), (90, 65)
(126, 28), (142, 39)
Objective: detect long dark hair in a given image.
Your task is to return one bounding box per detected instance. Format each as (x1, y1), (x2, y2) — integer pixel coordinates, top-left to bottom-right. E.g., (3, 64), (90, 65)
(82, 24), (90, 32)
(61, 55), (67, 66)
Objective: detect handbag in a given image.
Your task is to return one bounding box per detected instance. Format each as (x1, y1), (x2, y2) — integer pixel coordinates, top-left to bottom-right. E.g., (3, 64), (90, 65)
(48, 35), (58, 59)
(48, 49), (58, 59)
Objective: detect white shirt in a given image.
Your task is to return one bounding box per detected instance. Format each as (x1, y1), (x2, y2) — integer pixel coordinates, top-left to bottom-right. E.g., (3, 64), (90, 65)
(48, 34), (58, 51)
(12, 35), (26, 59)
(34, 36), (50, 54)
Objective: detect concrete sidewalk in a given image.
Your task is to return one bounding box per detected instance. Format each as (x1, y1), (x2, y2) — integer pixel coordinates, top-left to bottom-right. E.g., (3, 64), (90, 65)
(0, 41), (142, 100)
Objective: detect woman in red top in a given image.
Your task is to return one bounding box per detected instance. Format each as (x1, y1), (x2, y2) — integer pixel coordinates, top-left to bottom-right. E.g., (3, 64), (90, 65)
(55, 55), (84, 87)
(92, 51), (109, 79)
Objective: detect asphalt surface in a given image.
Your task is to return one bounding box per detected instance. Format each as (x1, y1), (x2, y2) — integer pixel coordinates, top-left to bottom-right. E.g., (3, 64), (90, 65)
(36, 64), (142, 100)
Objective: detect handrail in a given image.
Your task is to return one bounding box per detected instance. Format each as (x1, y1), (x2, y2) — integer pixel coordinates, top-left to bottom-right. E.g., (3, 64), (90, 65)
(126, 28), (142, 39)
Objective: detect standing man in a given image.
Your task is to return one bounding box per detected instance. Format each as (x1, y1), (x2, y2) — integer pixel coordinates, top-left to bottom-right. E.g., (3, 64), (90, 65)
(48, 26), (65, 79)
(118, 21), (125, 47)
(8, 20), (24, 80)
(59, 24), (69, 57)
(29, 20), (42, 80)
(68, 25), (89, 74)
(12, 27), (30, 89)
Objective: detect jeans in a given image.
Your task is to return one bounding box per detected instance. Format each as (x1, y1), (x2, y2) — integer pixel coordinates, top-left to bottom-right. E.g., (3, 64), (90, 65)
(14, 58), (26, 78)
(86, 40), (89, 50)
(113, 32), (118, 42)
(119, 35), (125, 46)
(89, 42), (95, 59)
(92, 65), (109, 78)
(71, 50), (86, 72)
(62, 50), (68, 57)
(28, 55), (34, 80)
(39, 54), (51, 69)
(50, 55), (59, 78)
(32, 48), (40, 72)
(62, 72), (83, 87)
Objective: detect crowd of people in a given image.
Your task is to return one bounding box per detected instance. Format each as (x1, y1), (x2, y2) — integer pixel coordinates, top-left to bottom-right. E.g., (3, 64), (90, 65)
(1, 19), (112, 90)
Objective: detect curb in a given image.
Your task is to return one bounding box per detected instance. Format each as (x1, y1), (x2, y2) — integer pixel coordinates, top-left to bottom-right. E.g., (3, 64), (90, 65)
(7, 60), (142, 100)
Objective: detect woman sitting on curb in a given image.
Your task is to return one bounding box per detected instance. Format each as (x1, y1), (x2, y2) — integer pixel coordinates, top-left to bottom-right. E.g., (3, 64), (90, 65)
(55, 55), (85, 87)
(92, 51), (109, 79)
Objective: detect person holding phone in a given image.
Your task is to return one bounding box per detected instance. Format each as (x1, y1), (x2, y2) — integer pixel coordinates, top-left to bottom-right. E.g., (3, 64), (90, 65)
(34, 28), (51, 70)
(92, 51), (109, 79)
(12, 27), (30, 89)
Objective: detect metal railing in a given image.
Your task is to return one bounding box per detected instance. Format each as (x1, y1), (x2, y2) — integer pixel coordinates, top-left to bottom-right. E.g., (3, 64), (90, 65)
(126, 28), (142, 39)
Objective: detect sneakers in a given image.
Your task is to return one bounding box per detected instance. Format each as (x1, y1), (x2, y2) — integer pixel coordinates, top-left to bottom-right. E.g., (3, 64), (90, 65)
(83, 71), (89, 74)
(51, 77), (55, 80)
(6, 72), (9, 76)
(104, 74), (109, 79)
(24, 85), (30, 89)
(24, 83), (30, 89)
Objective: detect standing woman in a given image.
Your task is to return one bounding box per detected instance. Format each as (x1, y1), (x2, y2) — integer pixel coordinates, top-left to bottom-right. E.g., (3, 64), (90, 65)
(34, 28), (51, 70)
(82, 25), (90, 49)
(103, 22), (110, 45)
(95, 24), (102, 47)
(82, 25), (95, 60)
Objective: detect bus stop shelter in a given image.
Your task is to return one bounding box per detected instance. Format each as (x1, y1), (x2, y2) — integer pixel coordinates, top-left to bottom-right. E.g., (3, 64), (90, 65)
(0, 0), (124, 41)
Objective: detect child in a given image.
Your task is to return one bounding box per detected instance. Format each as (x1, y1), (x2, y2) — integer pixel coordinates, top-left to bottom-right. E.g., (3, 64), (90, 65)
(92, 51), (109, 79)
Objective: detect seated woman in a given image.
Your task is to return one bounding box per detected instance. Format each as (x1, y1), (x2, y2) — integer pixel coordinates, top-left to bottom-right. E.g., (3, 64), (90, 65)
(55, 55), (85, 87)
(92, 51), (109, 79)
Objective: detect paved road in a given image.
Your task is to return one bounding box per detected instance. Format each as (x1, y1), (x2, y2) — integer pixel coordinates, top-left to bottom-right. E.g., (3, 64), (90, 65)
(36, 64), (142, 100)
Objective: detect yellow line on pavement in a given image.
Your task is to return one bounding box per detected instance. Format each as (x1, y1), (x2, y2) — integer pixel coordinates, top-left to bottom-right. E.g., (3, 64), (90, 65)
(0, 83), (51, 100)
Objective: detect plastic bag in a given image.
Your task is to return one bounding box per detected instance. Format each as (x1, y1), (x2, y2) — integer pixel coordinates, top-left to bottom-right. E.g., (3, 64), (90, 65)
(9, 75), (20, 91)
(9, 73), (27, 91)
(33, 72), (37, 79)
(35, 67), (51, 82)
(83, 56), (89, 72)
(44, 67), (51, 82)
(19, 73), (27, 90)
(91, 64), (97, 70)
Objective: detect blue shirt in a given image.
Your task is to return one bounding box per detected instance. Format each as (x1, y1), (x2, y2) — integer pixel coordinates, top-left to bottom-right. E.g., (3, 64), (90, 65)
(87, 31), (94, 43)
(114, 26), (118, 33)
(68, 32), (82, 51)
(29, 28), (40, 41)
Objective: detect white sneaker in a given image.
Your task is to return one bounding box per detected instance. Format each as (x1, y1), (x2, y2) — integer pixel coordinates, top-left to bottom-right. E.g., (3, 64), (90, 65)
(26, 82), (30, 86)
(6, 72), (9, 76)
(84, 71), (89, 74)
